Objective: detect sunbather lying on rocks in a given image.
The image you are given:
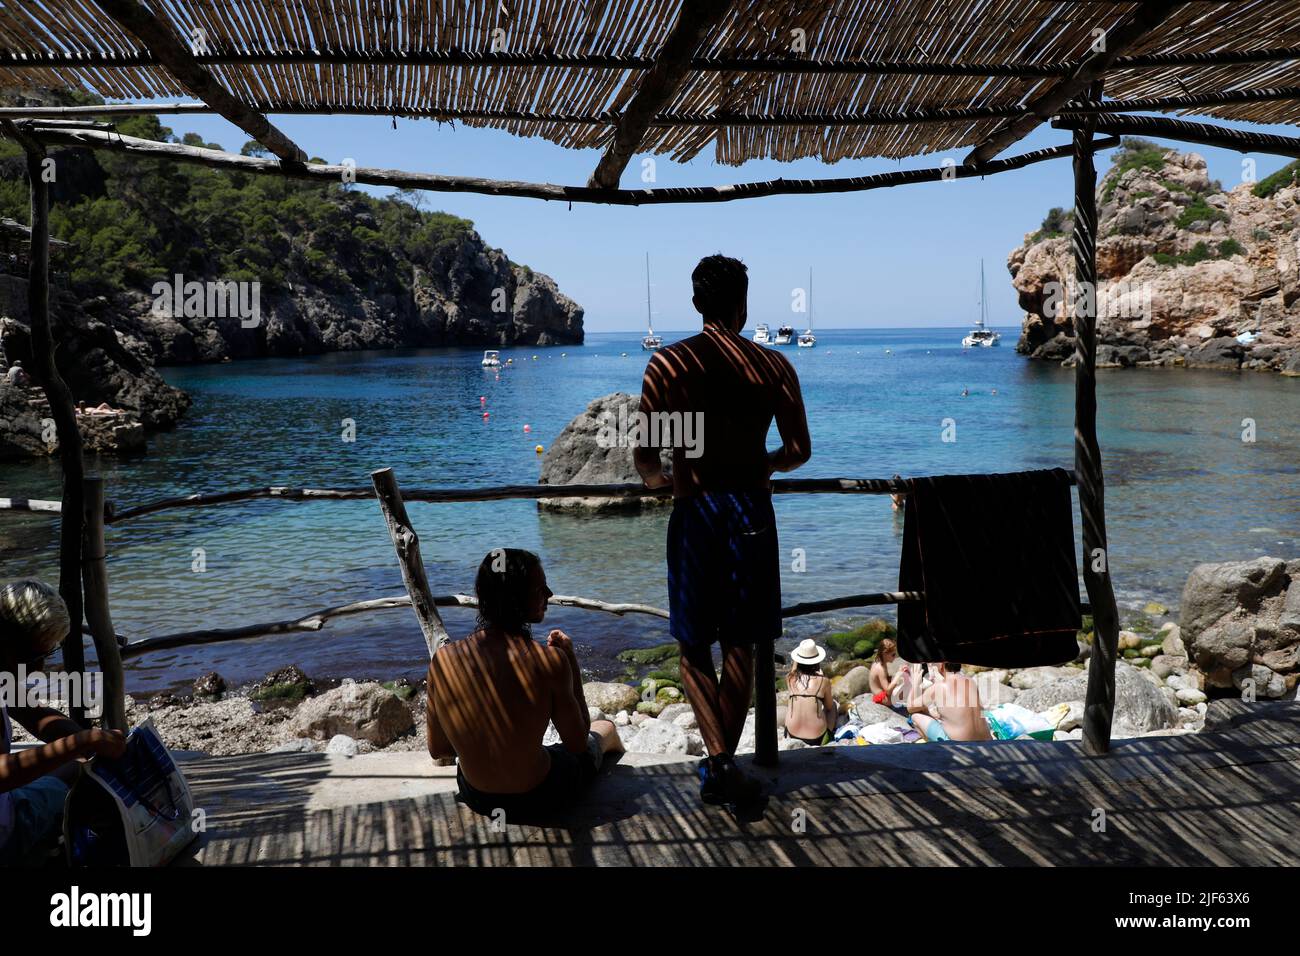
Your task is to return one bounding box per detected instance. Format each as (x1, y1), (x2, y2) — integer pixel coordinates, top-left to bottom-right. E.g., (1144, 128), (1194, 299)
(904, 661), (993, 743)
(425, 549), (623, 822)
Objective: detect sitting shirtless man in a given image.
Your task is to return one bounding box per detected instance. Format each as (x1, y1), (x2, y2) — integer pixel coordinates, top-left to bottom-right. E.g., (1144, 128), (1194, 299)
(904, 660), (993, 743)
(426, 548), (623, 821)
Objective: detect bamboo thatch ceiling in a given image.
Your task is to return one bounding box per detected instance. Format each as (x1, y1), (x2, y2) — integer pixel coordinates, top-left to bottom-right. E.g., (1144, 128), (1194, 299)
(2, 0), (1300, 166)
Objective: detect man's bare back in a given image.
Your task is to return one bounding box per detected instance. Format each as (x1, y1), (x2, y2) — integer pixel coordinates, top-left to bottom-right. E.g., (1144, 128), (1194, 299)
(427, 632), (573, 792)
(928, 672), (993, 741)
(640, 327), (808, 497)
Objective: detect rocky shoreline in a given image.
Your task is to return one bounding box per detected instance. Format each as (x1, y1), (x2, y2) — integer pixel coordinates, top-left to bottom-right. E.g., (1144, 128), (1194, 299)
(14, 557), (1288, 760)
(1010, 142), (1300, 375)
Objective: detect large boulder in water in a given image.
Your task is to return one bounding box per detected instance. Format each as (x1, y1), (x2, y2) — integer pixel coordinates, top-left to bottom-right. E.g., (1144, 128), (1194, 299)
(1180, 557), (1300, 695)
(537, 392), (672, 512)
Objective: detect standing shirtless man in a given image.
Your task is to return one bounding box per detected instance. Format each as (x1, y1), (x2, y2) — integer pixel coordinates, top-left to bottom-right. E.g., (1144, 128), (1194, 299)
(634, 254), (811, 808)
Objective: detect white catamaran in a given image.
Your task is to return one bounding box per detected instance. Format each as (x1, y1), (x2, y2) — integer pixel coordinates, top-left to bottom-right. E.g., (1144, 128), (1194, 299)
(641, 252), (662, 351)
(798, 268), (817, 348)
(962, 260), (1001, 348)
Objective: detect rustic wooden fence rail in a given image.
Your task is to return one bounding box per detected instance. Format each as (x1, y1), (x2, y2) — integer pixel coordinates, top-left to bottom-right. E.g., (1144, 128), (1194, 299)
(3, 470), (1090, 764)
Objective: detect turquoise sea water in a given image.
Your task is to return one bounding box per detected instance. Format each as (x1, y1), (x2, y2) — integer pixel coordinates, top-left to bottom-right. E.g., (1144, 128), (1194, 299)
(1, 326), (1298, 694)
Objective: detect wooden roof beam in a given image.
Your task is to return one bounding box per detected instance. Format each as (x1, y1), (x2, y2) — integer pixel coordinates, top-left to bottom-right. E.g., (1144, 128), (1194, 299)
(10, 44), (1300, 77)
(6, 84), (1300, 126)
(1052, 114), (1300, 159)
(964, 0), (1181, 166)
(587, 0), (732, 189)
(9, 122), (1116, 206)
(92, 0), (307, 164)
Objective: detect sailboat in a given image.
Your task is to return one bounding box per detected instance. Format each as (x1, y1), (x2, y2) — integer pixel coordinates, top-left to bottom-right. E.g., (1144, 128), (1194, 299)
(641, 252), (662, 351)
(961, 259), (1001, 348)
(797, 268), (817, 347)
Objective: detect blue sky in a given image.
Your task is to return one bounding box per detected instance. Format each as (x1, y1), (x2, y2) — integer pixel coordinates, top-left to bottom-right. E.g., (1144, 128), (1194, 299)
(152, 107), (1298, 332)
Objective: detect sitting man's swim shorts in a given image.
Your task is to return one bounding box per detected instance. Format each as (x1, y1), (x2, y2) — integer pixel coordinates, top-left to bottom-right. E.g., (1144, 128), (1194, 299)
(666, 489), (781, 651)
(456, 731), (603, 821)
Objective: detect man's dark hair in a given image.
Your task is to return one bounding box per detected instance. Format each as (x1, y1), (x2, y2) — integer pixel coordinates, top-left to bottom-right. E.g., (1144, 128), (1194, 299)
(691, 254), (748, 320)
(474, 548), (543, 636)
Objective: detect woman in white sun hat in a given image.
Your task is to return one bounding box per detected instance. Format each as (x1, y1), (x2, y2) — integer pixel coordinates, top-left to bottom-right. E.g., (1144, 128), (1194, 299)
(783, 639), (837, 746)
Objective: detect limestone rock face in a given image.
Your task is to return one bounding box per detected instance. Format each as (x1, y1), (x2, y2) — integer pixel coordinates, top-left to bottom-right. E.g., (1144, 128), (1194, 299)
(1009, 145), (1300, 373)
(538, 392), (672, 512)
(287, 680), (415, 746)
(0, 383), (46, 461)
(1180, 557), (1299, 696)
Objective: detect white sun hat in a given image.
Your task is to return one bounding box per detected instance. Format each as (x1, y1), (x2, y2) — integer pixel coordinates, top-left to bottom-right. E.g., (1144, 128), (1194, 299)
(790, 638), (826, 666)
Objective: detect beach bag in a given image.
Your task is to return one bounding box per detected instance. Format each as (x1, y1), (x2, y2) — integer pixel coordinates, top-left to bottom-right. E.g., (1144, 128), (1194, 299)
(984, 702), (1056, 742)
(63, 718), (199, 867)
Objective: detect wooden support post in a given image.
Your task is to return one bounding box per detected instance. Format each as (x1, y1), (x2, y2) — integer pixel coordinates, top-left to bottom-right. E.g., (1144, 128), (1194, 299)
(370, 468), (450, 658)
(1073, 84), (1123, 756)
(8, 127), (89, 725)
(753, 639), (778, 768)
(81, 476), (126, 731)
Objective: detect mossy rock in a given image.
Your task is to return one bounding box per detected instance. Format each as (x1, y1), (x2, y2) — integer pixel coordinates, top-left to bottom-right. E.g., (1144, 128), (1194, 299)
(645, 660), (681, 681)
(1130, 657), (1152, 669)
(1080, 614), (1095, 634)
(1122, 648), (1140, 659)
(250, 681), (310, 702)
(381, 679), (415, 701)
(1142, 601), (1168, 617)
(636, 700), (665, 716)
(656, 686), (683, 703)
(250, 664), (314, 702)
(824, 618), (896, 657)
(617, 643), (681, 666)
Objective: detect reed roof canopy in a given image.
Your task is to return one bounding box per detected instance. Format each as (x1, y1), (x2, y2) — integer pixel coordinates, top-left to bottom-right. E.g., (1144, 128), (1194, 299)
(2, 0), (1300, 194)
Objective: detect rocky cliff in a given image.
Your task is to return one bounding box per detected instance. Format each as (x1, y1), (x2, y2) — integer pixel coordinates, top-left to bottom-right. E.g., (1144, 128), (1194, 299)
(1009, 140), (1300, 374)
(0, 92), (583, 460)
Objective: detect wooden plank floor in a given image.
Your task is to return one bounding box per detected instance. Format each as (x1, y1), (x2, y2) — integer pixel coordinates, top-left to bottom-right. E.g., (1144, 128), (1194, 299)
(179, 701), (1300, 866)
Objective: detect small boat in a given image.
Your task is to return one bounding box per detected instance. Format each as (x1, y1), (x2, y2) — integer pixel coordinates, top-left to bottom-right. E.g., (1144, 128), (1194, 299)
(752, 323), (771, 345)
(797, 268), (817, 348)
(774, 324), (795, 345)
(962, 260), (1001, 348)
(641, 252), (662, 351)
(481, 349), (501, 367)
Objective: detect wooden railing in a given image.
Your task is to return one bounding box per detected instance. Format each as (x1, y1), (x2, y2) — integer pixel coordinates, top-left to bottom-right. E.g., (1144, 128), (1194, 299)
(2, 468), (1083, 764)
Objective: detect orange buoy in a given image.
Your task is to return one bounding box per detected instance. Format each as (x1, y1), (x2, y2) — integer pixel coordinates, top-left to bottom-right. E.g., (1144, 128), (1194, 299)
(535, 444), (544, 454)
